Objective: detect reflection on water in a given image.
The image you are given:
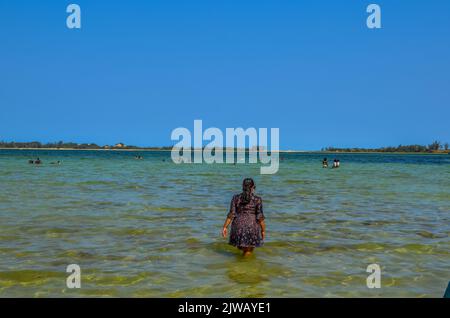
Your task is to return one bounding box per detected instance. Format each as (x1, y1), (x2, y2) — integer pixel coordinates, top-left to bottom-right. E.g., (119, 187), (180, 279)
(0, 150), (449, 297)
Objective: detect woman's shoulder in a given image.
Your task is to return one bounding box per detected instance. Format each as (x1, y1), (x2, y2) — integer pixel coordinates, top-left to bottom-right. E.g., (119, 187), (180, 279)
(232, 194), (241, 201)
(252, 195), (262, 203)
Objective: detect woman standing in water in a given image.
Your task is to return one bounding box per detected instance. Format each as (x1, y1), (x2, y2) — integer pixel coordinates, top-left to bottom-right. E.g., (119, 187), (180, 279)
(222, 178), (266, 256)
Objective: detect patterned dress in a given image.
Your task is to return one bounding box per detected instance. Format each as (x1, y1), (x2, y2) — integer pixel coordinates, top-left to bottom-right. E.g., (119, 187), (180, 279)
(227, 194), (265, 248)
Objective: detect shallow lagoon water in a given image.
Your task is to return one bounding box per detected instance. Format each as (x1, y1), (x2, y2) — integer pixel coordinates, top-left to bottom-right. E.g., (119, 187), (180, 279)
(0, 150), (449, 297)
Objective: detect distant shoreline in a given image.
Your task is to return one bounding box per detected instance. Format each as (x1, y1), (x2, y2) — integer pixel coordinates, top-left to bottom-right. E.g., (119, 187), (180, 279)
(0, 148), (448, 154)
(0, 147), (172, 152)
(317, 151), (449, 155)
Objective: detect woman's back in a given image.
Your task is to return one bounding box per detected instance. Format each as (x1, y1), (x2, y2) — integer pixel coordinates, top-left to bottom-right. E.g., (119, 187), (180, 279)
(230, 193), (263, 219)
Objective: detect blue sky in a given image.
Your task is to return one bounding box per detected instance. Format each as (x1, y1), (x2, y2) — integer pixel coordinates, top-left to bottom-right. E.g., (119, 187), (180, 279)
(1, 0), (449, 150)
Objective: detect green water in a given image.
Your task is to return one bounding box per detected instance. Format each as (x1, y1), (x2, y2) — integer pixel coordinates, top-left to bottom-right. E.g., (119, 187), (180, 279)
(0, 150), (449, 297)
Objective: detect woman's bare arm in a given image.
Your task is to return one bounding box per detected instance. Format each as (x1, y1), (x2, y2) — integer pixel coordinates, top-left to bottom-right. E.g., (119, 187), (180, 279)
(259, 220), (266, 239)
(222, 217), (232, 238)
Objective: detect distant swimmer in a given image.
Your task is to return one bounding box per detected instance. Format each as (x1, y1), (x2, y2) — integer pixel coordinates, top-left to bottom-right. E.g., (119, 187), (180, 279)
(135, 155), (144, 160)
(222, 178), (266, 257)
(332, 159), (340, 168)
(322, 158), (328, 168)
(34, 158), (42, 165)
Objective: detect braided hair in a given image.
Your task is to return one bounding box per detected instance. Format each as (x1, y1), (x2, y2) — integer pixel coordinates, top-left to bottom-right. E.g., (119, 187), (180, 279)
(240, 178), (255, 204)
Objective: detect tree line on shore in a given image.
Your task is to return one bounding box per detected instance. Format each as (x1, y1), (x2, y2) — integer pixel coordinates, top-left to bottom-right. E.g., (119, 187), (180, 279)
(322, 141), (449, 153)
(0, 140), (449, 153)
(0, 141), (172, 150)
